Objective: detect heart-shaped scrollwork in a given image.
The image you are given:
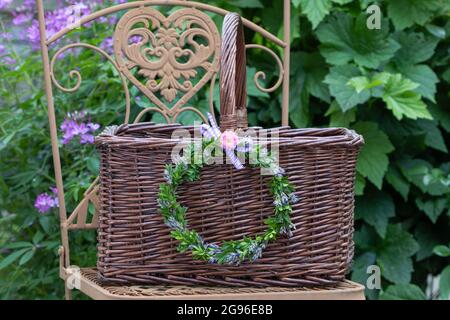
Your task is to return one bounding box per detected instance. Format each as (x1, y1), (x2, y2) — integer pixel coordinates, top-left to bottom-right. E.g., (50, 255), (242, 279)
(114, 7), (220, 117)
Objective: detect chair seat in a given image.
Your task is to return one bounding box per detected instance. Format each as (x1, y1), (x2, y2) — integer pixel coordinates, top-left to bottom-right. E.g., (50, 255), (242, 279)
(68, 268), (365, 300)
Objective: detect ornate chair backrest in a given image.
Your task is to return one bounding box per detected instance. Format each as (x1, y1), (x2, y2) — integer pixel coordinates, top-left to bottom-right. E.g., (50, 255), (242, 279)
(37, 0), (291, 268)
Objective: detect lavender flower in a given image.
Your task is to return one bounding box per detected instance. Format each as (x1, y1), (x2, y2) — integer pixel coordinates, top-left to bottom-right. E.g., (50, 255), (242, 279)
(163, 168), (172, 184)
(1, 32), (12, 41)
(12, 13), (31, 26)
(274, 166), (285, 176)
(1, 56), (15, 66)
(208, 256), (218, 264)
(223, 252), (240, 266)
(129, 35), (143, 45)
(273, 199), (281, 207)
(27, 2), (93, 49)
(60, 112), (99, 145)
(100, 36), (114, 54)
(280, 192), (289, 205)
(0, 44), (16, 68)
(289, 193), (299, 204)
(205, 243), (221, 255)
(165, 216), (183, 231)
(248, 241), (266, 262)
(34, 187), (59, 214)
(0, 0), (13, 10)
(279, 226), (293, 238)
(280, 223), (295, 238)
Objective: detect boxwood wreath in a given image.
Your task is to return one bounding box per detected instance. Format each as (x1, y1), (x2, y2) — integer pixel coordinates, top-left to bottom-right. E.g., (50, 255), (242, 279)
(157, 137), (299, 266)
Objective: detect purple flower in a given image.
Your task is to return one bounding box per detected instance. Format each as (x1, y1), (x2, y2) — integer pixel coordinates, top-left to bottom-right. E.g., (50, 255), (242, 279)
(129, 35), (143, 44)
(80, 132), (94, 144)
(61, 119), (78, 144)
(34, 189), (59, 214)
(223, 252), (241, 266)
(27, 20), (41, 49)
(2, 56), (16, 66)
(12, 13), (31, 26)
(0, 0), (13, 10)
(87, 123), (100, 131)
(60, 112), (100, 145)
(27, 2), (93, 49)
(100, 36), (114, 54)
(1, 32), (12, 41)
(108, 15), (118, 26)
(289, 193), (299, 204)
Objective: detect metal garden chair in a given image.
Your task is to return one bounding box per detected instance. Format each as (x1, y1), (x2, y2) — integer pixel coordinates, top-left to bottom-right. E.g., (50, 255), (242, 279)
(36, 0), (365, 300)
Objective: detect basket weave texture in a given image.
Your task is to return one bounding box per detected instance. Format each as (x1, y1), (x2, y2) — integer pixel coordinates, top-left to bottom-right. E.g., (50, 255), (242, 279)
(95, 13), (364, 287)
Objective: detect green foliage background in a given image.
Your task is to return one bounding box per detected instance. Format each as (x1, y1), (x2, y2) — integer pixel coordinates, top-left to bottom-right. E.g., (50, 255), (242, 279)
(0, 0), (449, 299)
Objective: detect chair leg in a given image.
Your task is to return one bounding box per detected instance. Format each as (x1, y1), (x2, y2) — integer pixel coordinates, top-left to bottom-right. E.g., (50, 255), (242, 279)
(65, 287), (73, 300)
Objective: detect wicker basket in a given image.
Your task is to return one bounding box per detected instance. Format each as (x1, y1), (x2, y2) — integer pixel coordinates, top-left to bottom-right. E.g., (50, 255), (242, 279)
(95, 13), (364, 287)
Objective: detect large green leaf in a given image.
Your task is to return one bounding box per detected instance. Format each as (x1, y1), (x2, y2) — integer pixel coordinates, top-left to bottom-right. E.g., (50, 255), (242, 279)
(381, 74), (433, 120)
(386, 166), (410, 201)
(434, 245), (450, 257)
(392, 32), (439, 67)
(292, 0), (302, 7)
(415, 223), (441, 261)
(380, 284), (426, 300)
(429, 104), (450, 133)
(388, 0), (447, 30)
(355, 191), (395, 238)
(354, 224), (379, 251)
(229, 0), (263, 8)
(354, 173), (366, 196)
(289, 55), (310, 128)
(415, 197), (447, 223)
(324, 65), (370, 111)
(317, 13), (400, 68)
(399, 159), (450, 196)
(392, 64), (439, 103)
(297, 0), (332, 29)
(325, 102), (356, 127)
(440, 266), (450, 300)
(376, 225), (419, 284)
(415, 119), (448, 153)
(300, 52), (331, 103)
(352, 122), (395, 189)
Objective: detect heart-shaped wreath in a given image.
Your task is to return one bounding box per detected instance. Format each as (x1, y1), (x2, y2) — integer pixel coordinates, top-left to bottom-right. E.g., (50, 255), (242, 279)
(157, 114), (298, 265)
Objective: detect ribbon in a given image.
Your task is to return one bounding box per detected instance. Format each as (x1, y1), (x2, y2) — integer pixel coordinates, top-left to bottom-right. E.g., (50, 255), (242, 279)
(200, 113), (252, 170)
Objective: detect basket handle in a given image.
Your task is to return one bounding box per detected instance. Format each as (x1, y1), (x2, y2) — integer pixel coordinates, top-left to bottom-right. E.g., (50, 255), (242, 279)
(219, 13), (247, 131)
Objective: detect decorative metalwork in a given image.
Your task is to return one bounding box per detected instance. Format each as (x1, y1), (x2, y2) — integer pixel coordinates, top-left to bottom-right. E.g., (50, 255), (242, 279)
(50, 43), (131, 123)
(66, 180), (100, 230)
(114, 7), (220, 119)
(246, 44), (284, 93)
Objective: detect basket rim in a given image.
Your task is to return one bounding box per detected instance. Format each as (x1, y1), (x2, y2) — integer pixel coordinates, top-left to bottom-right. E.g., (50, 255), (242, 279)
(94, 122), (364, 148)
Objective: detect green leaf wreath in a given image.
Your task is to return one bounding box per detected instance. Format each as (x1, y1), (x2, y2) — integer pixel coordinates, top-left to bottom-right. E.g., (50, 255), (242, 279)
(157, 138), (298, 265)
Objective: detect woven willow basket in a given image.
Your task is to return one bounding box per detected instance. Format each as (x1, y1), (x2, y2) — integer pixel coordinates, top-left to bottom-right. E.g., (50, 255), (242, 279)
(95, 13), (364, 287)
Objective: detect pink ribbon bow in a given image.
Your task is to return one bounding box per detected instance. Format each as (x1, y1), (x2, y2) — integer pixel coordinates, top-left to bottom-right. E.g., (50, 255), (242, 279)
(200, 113), (252, 170)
